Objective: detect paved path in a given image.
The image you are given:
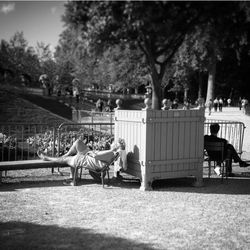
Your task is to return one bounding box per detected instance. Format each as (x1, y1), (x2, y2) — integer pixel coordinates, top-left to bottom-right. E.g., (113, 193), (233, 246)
(205, 107), (250, 158)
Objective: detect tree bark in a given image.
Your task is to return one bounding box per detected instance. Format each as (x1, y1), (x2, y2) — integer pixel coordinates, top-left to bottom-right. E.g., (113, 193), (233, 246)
(184, 88), (188, 101)
(151, 80), (161, 110)
(198, 72), (203, 99)
(205, 54), (216, 104)
(150, 68), (162, 110)
(138, 40), (165, 110)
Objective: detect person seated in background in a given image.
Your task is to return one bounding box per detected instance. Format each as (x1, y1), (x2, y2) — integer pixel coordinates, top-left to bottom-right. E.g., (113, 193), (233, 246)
(171, 98), (178, 109)
(204, 123), (250, 176)
(37, 138), (126, 185)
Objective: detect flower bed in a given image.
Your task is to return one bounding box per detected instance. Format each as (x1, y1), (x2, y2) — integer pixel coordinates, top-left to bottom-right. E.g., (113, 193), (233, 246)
(1, 125), (114, 161)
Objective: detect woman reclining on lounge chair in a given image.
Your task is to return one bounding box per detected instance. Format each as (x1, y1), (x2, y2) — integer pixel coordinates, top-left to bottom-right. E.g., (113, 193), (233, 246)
(37, 138), (125, 184)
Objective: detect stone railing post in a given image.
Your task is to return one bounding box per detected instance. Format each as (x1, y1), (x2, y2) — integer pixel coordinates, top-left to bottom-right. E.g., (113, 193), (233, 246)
(115, 99), (122, 110)
(142, 97), (151, 110)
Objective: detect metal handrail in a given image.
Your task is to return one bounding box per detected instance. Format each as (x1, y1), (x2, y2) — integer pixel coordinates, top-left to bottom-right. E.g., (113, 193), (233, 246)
(72, 109), (115, 123)
(0, 123), (58, 161)
(0, 120), (246, 161)
(57, 122), (114, 156)
(205, 120), (246, 156)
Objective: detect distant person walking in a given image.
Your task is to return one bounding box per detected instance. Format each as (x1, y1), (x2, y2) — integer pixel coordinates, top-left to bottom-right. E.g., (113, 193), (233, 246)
(183, 99), (191, 110)
(72, 78), (80, 104)
(171, 98), (178, 109)
(213, 98), (219, 112)
(207, 99), (213, 115)
(238, 97), (242, 110)
(53, 75), (61, 97)
(196, 97), (205, 109)
(96, 98), (104, 112)
(227, 98), (231, 107)
(104, 99), (113, 112)
(218, 97), (223, 112)
(73, 86), (80, 104)
(241, 97), (248, 114)
(39, 74), (51, 96)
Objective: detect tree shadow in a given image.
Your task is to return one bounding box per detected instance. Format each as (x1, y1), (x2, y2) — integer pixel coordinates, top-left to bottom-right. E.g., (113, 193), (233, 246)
(0, 221), (154, 250)
(2, 170), (250, 195)
(0, 178), (99, 192)
(108, 170), (250, 195)
(107, 176), (141, 190)
(151, 176), (250, 195)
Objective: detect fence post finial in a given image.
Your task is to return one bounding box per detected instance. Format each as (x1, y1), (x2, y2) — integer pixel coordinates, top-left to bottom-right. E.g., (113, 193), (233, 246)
(142, 97), (151, 110)
(115, 99), (122, 110)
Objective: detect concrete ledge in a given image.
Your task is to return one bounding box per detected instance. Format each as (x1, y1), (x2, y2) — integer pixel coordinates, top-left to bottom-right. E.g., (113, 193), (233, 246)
(0, 160), (68, 171)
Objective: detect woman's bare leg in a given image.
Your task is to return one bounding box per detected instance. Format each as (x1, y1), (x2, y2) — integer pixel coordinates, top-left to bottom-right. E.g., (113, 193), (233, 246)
(38, 151), (76, 179)
(37, 151), (75, 166)
(38, 139), (89, 183)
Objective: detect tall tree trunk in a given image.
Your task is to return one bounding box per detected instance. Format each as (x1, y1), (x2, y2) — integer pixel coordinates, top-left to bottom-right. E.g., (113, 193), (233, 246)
(150, 68), (162, 110)
(205, 54), (216, 104)
(198, 72), (203, 99)
(142, 44), (164, 110)
(184, 87), (189, 101)
(151, 80), (161, 110)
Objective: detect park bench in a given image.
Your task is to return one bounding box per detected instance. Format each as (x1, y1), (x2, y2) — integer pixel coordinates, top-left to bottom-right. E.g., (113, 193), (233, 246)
(0, 160), (68, 183)
(0, 153), (120, 187)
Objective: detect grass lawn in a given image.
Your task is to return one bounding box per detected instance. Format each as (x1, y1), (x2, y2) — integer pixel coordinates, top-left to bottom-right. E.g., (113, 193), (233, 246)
(0, 166), (250, 250)
(20, 93), (73, 120)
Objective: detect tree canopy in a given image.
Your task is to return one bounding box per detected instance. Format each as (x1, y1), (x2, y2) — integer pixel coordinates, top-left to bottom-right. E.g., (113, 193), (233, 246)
(1, 1), (250, 107)
(61, 1), (250, 109)
(0, 32), (41, 86)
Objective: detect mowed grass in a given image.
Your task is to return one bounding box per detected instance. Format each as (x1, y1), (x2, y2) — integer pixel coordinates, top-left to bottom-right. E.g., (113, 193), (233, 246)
(0, 167), (250, 250)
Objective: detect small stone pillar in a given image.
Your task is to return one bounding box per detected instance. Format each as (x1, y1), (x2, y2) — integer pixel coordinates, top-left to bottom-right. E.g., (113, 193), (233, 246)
(161, 99), (169, 110)
(142, 97), (151, 110)
(115, 99), (122, 110)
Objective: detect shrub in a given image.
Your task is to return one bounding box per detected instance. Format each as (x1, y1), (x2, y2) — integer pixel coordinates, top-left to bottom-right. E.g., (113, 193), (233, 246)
(27, 129), (114, 156)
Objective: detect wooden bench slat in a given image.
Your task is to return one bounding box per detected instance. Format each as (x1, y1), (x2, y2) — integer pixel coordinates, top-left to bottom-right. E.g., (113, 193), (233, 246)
(0, 160), (68, 171)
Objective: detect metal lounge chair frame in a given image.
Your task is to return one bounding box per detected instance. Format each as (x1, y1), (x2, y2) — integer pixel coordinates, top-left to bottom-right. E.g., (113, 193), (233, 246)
(204, 141), (231, 182)
(73, 151), (120, 187)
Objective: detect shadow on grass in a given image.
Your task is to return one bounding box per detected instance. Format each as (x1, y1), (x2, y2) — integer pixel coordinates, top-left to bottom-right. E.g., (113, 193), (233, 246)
(0, 221), (154, 250)
(0, 178), (98, 192)
(107, 172), (250, 195)
(151, 176), (250, 195)
(106, 176), (141, 189)
(0, 171), (142, 192)
(1, 173), (250, 195)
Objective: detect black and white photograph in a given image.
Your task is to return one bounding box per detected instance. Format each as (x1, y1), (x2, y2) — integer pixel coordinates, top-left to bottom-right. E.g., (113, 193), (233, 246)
(0, 1), (250, 249)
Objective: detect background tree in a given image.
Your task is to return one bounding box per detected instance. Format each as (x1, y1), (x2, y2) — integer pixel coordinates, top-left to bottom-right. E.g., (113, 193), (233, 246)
(164, 2), (250, 104)
(62, 1), (208, 109)
(55, 24), (149, 94)
(62, 1), (250, 108)
(94, 44), (148, 93)
(0, 32), (41, 86)
(108, 44), (149, 93)
(54, 28), (83, 89)
(0, 40), (14, 84)
(36, 42), (53, 63)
